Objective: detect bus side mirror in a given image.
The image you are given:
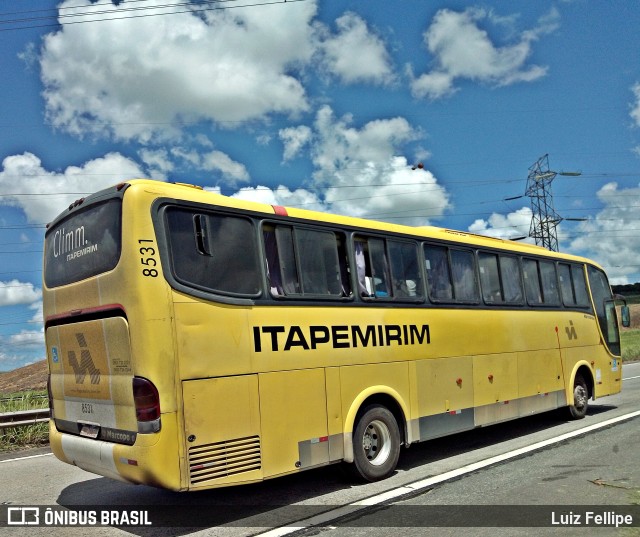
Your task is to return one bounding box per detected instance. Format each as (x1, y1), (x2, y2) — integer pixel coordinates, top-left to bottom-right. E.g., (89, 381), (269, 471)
(621, 305), (631, 328)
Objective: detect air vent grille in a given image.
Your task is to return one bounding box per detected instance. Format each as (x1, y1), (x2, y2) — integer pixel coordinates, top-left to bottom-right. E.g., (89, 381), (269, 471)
(189, 435), (261, 484)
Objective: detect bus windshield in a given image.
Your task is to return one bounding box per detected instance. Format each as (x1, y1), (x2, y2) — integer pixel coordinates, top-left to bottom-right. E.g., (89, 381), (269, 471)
(44, 198), (122, 288)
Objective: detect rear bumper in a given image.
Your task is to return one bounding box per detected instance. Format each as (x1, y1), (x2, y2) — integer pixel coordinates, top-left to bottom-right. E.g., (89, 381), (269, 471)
(49, 412), (183, 491)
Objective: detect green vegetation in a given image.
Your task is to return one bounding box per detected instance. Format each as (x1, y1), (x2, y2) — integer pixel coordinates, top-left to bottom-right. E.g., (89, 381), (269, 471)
(622, 329), (640, 363)
(0, 391), (49, 452)
(0, 391), (48, 412)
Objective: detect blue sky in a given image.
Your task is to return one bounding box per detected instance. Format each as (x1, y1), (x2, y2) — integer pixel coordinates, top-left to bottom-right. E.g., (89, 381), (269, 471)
(1, 0), (640, 370)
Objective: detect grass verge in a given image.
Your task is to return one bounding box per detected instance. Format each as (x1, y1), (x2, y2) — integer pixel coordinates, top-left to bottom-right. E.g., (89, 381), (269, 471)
(0, 390), (49, 452)
(622, 329), (640, 363)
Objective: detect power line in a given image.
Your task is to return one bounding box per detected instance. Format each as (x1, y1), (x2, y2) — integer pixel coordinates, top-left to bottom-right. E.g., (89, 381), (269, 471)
(0, 0), (308, 32)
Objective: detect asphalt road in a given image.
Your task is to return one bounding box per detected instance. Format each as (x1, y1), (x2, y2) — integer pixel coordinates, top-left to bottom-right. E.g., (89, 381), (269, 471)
(1, 362), (639, 537)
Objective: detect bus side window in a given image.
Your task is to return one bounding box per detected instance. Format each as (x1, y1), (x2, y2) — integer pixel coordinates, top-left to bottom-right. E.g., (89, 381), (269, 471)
(479, 252), (502, 303)
(263, 226), (284, 296)
(354, 239), (372, 297)
(450, 249), (478, 302)
(572, 265), (590, 307)
(336, 234), (352, 297)
(388, 240), (423, 299)
(523, 258), (543, 305)
(354, 236), (392, 299)
(539, 260), (560, 305)
(266, 225), (348, 298)
(369, 238), (391, 297)
(500, 255), (523, 304)
(558, 263), (576, 306)
(478, 252), (523, 305)
(166, 209), (261, 296)
(275, 226), (301, 295)
(424, 244), (453, 301)
(296, 228), (342, 295)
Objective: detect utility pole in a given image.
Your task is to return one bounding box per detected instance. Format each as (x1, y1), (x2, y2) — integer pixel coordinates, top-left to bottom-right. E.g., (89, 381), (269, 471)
(525, 154), (581, 252)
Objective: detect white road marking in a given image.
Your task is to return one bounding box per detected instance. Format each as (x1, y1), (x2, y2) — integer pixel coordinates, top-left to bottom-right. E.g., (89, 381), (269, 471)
(257, 409), (640, 537)
(0, 452), (52, 464)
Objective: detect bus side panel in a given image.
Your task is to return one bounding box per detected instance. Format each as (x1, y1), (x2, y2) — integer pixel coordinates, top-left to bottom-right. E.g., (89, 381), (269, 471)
(259, 368), (330, 478)
(517, 349), (564, 398)
(516, 349), (565, 416)
(325, 367), (345, 462)
(414, 356), (474, 441)
(340, 362), (410, 435)
(473, 353), (520, 425)
(173, 299), (253, 379)
(182, 376), (263, 489)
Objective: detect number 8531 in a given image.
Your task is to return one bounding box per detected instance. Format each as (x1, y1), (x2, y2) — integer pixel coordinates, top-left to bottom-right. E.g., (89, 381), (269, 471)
(139, 239), (158, 278)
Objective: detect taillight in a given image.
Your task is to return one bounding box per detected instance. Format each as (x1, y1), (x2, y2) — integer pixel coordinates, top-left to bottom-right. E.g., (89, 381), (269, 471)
(133, 377), (161, 433)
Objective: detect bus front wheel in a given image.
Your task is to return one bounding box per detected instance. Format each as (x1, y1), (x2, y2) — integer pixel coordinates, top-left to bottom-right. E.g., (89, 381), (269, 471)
(351, 404), (401, 482)
(567, 373), (589, 420)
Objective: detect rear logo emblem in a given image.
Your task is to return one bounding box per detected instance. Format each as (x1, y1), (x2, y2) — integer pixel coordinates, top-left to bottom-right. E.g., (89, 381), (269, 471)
(68, 333), (101, 385)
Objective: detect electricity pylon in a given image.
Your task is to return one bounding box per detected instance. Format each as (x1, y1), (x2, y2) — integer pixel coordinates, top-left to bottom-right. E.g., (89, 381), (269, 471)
(525, 154), (581, 252)
(526, 154), (561, 251)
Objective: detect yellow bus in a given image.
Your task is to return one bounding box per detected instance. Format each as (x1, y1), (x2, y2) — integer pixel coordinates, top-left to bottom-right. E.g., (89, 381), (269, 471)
(43, 179), (628, 490)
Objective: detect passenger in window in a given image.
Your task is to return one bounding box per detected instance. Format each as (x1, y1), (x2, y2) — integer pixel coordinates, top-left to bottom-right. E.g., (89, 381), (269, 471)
(395, 279), (417, 297)
(374, 278), (389, 297)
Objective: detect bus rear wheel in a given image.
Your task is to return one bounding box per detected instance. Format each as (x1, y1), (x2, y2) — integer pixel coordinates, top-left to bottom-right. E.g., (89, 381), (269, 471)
(567, 373), (589, 420)
(351, 405), (401, 482)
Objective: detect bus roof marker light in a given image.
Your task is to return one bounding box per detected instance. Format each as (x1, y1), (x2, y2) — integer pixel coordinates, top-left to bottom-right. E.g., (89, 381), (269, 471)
(272, 205), (288, 216)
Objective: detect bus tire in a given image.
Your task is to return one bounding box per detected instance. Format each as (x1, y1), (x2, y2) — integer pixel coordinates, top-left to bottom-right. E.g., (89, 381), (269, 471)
(351, 404), (401, 482)
(567, 373), (589, 420)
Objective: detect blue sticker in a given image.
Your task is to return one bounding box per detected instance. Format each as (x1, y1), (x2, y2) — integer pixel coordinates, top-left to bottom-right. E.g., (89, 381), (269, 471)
(51, 347), (59, 363)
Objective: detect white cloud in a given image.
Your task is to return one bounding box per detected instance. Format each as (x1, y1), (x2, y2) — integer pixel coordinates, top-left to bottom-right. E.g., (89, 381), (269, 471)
(139, 148), (174, 177)
(279, 125), (312, 161)
(231, 185), (325, 212)
(170, 147), (202, 167)
(261, 106), (450, 225)
(0, 280), (41, 307)
(407, 68), (456, 100)
(632, 83), (640, 126)
(409, 7), (557, 100)
(201, 150), (250, 185)
(9, 329), (44, 349)
(39, 0), (317, 143)
(568, 182), (640, 284)
(468, 207), (534, 241)
(167, 145), (250, 185)
(631, 83), (640, 155)
(0, 151), (146, 223)
(310, 105), (420, 177)
(319, 12), (394, 85)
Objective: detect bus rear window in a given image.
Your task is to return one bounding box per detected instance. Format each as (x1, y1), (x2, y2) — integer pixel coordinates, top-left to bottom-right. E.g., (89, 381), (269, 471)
(44, 199), (122, 288)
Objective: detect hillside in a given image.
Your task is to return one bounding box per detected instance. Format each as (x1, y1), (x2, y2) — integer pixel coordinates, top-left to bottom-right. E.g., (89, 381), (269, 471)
(0, 360), (48, 394)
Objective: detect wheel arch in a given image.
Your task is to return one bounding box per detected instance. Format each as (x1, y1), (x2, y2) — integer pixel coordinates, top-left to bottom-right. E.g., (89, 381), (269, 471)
(567, 361), (594, 404)
(342, 387), (409, 463)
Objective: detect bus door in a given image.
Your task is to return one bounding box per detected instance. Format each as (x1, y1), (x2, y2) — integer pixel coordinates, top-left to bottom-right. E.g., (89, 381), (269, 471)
(587, 266), (623, 394)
